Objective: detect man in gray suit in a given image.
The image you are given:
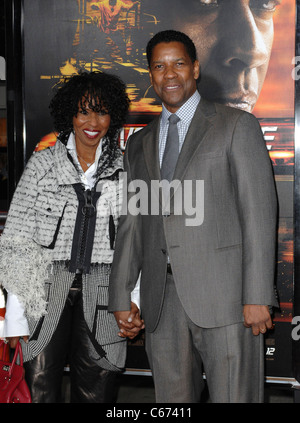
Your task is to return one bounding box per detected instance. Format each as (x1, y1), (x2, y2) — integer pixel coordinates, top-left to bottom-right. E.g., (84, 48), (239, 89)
(108, 30), (278, 402)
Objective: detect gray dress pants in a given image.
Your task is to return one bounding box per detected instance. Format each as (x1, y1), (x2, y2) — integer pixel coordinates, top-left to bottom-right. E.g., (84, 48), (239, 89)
(145, 274), (264, 403)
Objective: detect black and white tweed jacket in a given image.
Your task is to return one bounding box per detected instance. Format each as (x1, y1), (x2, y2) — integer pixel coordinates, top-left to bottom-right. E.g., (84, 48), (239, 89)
(0, 139), (126, 369)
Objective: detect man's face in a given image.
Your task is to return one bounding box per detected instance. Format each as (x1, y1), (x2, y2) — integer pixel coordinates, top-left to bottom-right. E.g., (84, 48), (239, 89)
(148, 41), (200, 113)
(169, 0), (279, 112)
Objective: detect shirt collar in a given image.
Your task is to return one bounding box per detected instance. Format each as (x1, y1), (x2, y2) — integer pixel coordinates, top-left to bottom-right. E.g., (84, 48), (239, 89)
(66, 132), (103, 166)
(161, 90), (201, 126)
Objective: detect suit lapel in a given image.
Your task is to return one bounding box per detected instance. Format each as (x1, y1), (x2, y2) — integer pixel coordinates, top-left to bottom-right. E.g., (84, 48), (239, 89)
(173, 99), (215, 185)
(141, 99), (216, 209)
(142, 116), (161, 182)
(53, 139), (81, 186)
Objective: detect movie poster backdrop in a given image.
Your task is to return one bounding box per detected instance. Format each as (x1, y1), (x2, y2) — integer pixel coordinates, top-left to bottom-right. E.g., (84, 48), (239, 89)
(20, 0), (295, 381)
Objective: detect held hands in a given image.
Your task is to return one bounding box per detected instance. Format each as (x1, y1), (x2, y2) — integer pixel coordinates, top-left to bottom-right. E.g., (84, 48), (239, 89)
(243, 304), (274, 336)
(114, 302), (145, 340)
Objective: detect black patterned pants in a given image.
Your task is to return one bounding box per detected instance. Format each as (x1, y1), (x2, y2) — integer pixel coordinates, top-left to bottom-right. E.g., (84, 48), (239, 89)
(24, 277), (117, 403)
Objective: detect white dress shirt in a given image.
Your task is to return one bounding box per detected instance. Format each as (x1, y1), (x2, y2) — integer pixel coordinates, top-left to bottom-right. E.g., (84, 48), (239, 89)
(159, 90), (200, 165)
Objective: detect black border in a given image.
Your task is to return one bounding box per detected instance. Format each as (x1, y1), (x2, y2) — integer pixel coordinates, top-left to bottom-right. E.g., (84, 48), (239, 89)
(5, 0), (25, 203)
(293, 0), (300, 383)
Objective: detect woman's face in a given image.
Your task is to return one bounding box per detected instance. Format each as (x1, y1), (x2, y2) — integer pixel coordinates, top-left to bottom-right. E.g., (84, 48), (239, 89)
(73, 99), (111, 151)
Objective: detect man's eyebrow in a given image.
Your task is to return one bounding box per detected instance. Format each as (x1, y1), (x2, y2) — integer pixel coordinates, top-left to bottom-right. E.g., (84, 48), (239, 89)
(152, 57), (186, 63)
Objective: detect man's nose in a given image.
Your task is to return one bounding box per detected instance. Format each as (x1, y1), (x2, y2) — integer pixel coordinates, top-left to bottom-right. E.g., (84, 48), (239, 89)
(217, 3), (271, 70)
(164, 65), (178, 79)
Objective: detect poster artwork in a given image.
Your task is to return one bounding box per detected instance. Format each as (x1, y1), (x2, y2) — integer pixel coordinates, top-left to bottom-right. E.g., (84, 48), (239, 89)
(24, 0), (295, 379)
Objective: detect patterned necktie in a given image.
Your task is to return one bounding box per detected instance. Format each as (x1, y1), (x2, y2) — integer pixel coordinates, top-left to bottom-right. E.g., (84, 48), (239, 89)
(161, 114), (180, 182)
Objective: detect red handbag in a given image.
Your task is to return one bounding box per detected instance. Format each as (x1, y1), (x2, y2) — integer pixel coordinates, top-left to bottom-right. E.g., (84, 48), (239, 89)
(0, 340), (32, 403)
(0, 339), (9, 362)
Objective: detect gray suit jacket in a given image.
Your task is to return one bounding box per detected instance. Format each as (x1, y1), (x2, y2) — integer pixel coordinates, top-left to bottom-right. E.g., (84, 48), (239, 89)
(108, 98), (278, 332)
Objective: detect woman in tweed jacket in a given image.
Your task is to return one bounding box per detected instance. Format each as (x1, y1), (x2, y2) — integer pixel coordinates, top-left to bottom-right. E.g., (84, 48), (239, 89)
(0, 71), (142, 402)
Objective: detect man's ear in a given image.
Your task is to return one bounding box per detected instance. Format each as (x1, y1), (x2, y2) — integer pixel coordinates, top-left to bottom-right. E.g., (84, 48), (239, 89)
(193, 60), (200, 80)
(148, 67), (153, 85)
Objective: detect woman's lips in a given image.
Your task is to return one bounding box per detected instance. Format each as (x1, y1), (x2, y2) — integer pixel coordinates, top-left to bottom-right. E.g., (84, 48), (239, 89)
(83, 129), (100, 139)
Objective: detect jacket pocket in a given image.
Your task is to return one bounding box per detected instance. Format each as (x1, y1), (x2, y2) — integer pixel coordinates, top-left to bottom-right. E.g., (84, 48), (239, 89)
(32, 194), (67, 247)
(93, 285), (123, 346)
(211, 161), (242, 249)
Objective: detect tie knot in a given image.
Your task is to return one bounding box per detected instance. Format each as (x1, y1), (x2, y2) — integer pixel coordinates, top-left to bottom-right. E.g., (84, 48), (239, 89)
(168, 114), (180, 125)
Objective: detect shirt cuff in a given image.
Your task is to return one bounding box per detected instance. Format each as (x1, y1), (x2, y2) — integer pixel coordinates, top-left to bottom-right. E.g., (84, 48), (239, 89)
(130, 273), (141, 310)
(3, 292), (29, 337)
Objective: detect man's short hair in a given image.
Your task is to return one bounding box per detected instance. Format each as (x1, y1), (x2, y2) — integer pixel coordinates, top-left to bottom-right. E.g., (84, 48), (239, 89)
(146, 30), (197, 66)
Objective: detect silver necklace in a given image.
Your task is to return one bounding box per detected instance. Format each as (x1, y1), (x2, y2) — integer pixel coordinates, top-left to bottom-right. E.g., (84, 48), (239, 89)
(77, 154), (95, 168)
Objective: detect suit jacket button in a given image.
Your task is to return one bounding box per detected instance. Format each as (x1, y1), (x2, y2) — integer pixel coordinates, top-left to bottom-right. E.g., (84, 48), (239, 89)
(161, 249), (166, 254)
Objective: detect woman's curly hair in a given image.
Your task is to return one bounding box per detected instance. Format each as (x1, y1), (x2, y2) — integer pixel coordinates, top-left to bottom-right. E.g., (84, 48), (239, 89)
(49, 71), (130, 177)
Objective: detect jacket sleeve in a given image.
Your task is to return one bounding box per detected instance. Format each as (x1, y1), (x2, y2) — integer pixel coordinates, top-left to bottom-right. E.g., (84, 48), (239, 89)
(229, 111), (278, 307)
(108, 137), (143, 312)
(0, 153), (52, 319)
(3, 154), (39, 238)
